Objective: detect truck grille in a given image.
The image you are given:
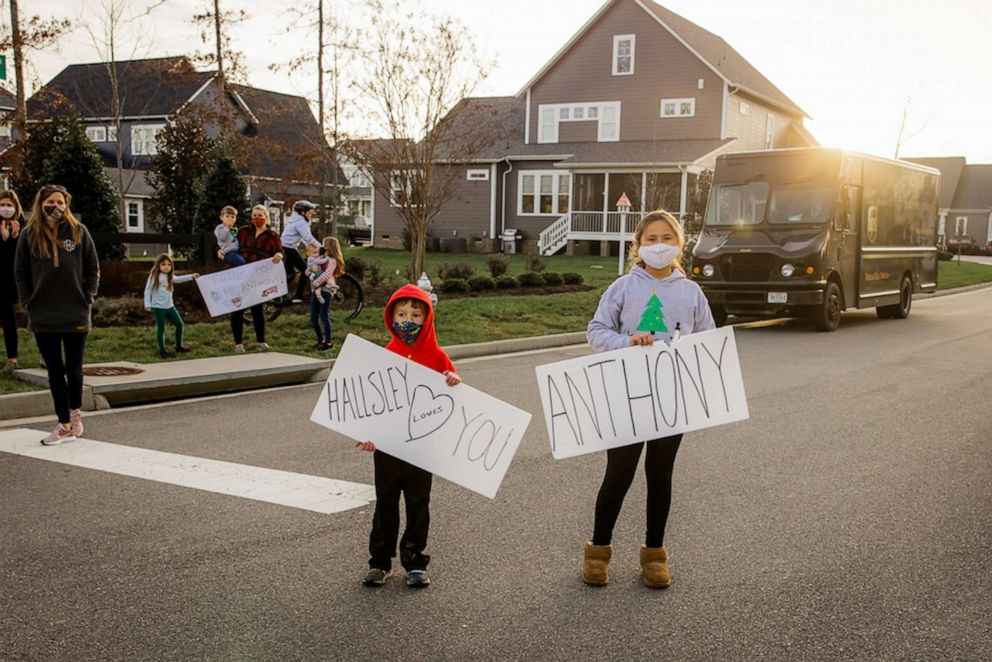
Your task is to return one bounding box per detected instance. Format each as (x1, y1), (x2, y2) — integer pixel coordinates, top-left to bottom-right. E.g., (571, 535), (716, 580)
(720, 254), (772, 282)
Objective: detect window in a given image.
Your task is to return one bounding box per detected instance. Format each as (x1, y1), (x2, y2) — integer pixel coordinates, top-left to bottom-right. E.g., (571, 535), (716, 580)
(518, 171), (570, 216)
(764, 114), (775, 149)
(0, 124), (10, 138)
(131, 124), (165, 155)
(108, 126), (118, 141)
(660, 98), (695, 118)
(125, 199), (143, 232)
(538, 102), (620, 143)
(389, 170), (419, 207)
(86, 126), (107, 142)
(612, 35), (635, 76)
(739, 100), (750, 115)
(955, 217), (968, 235)
(466, 168), (490, 181)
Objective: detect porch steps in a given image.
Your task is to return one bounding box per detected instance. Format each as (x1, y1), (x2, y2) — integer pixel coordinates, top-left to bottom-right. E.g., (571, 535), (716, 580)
(538, 214), (570, 256)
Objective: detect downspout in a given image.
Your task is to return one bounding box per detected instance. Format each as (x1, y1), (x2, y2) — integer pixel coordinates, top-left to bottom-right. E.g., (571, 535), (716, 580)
(500, 157), (514, 244)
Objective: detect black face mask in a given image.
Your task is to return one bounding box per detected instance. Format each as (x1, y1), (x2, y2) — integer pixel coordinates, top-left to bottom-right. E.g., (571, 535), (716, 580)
(43, 206), (65, 221)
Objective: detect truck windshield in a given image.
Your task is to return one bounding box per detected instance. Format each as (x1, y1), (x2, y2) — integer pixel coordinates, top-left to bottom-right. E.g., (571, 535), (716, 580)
(705, 182), (769, 226)
(767, 185), (833, 224)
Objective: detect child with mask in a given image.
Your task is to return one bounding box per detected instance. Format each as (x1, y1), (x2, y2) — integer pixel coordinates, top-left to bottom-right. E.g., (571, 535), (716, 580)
(582, 210), (714, 589)
(354, 284), (461, 589)
(0, 190), (24, 372)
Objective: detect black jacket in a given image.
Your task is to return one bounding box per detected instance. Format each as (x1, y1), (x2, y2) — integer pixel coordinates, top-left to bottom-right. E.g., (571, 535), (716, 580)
(0, 222), (19, 305)
(14, 222), (100, 333)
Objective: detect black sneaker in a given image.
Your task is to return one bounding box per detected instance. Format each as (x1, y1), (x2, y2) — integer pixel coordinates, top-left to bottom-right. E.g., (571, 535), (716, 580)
(176, 345), (191, 353)
(159, 350), (170, 359)
(406, 569), (430, 588)
(362, 568), (393, 587)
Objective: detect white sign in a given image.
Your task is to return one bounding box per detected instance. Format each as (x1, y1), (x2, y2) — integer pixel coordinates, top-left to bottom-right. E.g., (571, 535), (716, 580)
(535, 326), (749, 459)
(310, 334), (532, 499)
(195, 259), (288, 317)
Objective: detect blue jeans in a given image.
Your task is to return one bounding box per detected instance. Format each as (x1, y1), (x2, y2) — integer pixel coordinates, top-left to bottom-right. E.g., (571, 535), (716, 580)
(310, 294), (331, 344)
(223, 251), (245, 267)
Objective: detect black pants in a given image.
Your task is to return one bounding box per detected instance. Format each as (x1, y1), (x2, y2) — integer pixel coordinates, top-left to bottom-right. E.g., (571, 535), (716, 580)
(1, 300), (16, 359)
(592, 435), (682, 548)
(34, 332), (87, 424)
(368, 451), (432, 572)
(230, 305), (265, 344)
(309, 294), (331, 344)
(283, 248), (307, 299)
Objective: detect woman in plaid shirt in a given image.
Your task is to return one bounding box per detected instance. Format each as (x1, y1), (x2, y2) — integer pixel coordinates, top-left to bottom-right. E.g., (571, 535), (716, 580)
(231, 205), (283, 353)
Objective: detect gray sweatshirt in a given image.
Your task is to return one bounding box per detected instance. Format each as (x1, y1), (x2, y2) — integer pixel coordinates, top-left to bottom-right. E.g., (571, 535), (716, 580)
(14, 222), (100, 333)
(214, 223), (239, 255)
(587, 265), (715, 352)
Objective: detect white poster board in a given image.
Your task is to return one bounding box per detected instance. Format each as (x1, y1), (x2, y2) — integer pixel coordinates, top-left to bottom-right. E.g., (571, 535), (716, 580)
(535, 326), (749, 459)
(195, 259), (288, 317)
(310, 334), (532, 499)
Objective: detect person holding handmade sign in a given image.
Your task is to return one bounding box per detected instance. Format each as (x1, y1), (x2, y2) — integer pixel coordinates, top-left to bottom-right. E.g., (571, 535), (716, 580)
(355, 284), (461, 588)
(582, 209), (714, 588)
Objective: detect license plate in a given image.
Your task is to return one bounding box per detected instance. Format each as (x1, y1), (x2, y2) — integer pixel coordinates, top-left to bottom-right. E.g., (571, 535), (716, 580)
(767, 292), (788, 304)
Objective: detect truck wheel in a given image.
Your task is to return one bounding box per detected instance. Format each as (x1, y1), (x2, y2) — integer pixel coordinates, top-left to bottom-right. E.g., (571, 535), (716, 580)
(710, 304), (728, 327)
(877, 276), (912, 320)
(813, 282), (842, 332)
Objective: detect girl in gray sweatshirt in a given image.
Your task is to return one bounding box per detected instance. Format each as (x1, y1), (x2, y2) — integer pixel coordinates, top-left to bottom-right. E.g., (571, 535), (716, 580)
(582, 210), (715, 590)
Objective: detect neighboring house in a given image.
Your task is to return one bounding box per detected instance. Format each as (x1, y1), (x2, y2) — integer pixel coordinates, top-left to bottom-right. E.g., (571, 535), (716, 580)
(23, 56), (341, 242)
(904, 156), (992, 251)
(0, 88), (14, 185)
(371, 0), (817, 255)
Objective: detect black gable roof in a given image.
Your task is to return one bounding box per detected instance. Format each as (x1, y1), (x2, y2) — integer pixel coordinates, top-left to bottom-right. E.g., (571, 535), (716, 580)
(28, 57), (212, 119)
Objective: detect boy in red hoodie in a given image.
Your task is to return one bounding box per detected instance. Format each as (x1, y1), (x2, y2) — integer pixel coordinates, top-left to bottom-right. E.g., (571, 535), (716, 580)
(356, 284), (461, 588)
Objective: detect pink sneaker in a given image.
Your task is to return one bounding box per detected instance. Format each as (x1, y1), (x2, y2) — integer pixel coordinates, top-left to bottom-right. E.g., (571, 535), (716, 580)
(69, 409), (84, 438)
(41, 423), (77, 446)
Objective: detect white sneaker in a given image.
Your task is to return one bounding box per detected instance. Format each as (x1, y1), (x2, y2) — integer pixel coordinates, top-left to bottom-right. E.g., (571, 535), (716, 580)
(257, 342), (270, 351)
(234, 344), (246, 354)
(69, 409), (84, 438)
(41, 424), (77, 446)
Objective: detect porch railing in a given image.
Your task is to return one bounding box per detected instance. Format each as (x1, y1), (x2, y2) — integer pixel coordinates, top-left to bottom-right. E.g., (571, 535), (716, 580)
(570, 211), (647, 235)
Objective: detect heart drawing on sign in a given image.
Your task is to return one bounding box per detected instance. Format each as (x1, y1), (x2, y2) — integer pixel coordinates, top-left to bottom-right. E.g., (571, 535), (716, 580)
(231, 297), (243, 308)
(407, 384), (454, 441)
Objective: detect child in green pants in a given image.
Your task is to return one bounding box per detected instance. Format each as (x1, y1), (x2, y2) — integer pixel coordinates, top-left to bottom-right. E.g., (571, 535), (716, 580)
(143, 254), (199, 358)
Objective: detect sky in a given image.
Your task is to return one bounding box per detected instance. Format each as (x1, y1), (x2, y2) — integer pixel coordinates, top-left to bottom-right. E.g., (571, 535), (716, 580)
(18, 0), (992, 162)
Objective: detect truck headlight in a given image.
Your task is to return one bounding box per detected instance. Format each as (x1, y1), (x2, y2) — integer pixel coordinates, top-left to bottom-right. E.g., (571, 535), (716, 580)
(701, 264), (715, 277)
(780, 264), (795, 277)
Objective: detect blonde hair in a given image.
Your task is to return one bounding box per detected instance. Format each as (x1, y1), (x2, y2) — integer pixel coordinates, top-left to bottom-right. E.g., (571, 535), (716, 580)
(148, 253), (174, 292)
(322, 235), (345, 277)
(26, 184), (83, 267)
(250, 205), (269, 225)
(627, 210), (686, 274)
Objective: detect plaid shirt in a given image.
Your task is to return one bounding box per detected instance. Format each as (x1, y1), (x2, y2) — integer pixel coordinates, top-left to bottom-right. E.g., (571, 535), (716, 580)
(237, 226), (282, 263)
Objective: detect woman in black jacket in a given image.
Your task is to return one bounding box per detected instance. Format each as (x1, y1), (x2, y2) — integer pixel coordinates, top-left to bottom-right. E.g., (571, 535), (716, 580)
(0, 189), (23, 372)
(14, 184), (100, 445)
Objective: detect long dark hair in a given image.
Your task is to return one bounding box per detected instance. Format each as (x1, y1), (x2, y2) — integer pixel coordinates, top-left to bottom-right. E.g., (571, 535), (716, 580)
(148, 254), (175, 292)
(25, 184), (83, 267)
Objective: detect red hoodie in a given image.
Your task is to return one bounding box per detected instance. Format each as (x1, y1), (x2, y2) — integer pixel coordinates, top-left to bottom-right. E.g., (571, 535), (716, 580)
(383, 284), (455, 375)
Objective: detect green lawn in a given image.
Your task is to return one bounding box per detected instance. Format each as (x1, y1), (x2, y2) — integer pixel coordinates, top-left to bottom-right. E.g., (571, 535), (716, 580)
(3, 252), (991, 396)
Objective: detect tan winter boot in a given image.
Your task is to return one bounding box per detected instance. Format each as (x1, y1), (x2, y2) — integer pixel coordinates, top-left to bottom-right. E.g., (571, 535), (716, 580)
(583, 542), (612, 586)
(640, 545), (671, 588)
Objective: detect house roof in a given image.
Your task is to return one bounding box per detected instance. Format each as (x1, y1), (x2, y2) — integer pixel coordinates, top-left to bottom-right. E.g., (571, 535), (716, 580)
(519, 0), (807, 118)
(27, 57), (212, 118)
(902, 156), (967, 209)
(949, 164), (992, 210)
(0, 88), (15, 109)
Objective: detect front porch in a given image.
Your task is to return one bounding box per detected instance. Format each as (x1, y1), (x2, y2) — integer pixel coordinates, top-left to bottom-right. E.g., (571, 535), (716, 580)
(536, 169), (701, 255)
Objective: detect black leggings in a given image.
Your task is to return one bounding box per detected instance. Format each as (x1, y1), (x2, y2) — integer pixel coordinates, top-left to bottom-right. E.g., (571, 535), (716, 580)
(230, 305), (265, 344)
(35, 332), (87, 424)
(592, 435), (682, 548)
(283, 248), (307, 299)
(1, 300), (16, 359)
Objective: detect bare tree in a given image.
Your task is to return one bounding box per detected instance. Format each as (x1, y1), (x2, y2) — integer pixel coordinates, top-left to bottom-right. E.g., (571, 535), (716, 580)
(1, 2), (71, 137)
(192, 0), (249, 85)
(344, 0), (495, 279)
(893, 96), (931, 159)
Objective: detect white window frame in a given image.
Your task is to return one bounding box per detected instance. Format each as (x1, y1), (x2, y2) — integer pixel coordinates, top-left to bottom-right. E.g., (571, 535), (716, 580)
(466, 168), (490, 181)
(0, 123), (10, 138)
(660, 97), (696, 118)
(537, 101), (621, 144)
(739, 100), (750, 115)
(765, 113), (775, 149)
(612, 34), (635, 76)
(108, 126), (118, 141)
(517, 170), (571, 216)
(86, 126), (108, 142)
(131, 123), (166, 156)
(125, 198), (144, 233)
(955, 216), (968, 235)
(389, 170), (419, 207)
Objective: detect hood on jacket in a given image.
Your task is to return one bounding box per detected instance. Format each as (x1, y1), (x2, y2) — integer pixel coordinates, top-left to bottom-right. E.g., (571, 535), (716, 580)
(382, 284), (454, 374)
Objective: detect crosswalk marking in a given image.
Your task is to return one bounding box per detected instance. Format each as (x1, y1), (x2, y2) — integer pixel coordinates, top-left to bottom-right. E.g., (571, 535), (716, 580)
(0, 428), (375, 515)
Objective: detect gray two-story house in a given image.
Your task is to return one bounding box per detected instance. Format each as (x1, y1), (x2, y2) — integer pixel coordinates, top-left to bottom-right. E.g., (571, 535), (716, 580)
(26, 56), (340, 235)
(904, 157), (992, 252)
(370, 0), (817, 255)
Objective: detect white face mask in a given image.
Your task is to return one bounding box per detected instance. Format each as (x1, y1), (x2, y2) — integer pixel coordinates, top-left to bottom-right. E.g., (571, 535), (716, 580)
(0, 204), (15, 220)
(638, 242), (680, 269)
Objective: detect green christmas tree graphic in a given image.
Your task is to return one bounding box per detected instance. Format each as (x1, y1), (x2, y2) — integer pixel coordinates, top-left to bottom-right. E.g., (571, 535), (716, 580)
(637, 293), (668, 333)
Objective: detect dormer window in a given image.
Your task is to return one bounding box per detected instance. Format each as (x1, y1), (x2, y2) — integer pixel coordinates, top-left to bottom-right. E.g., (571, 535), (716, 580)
(537, 101), (621, 143)
(612, 35), (635, 76)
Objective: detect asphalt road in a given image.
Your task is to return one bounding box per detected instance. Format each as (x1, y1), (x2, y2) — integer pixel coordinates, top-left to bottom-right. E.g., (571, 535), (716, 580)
(3, 288), (991, 661)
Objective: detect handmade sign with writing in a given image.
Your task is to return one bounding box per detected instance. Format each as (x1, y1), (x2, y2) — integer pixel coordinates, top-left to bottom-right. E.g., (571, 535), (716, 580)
(196, 259), (288, 317)
(535, 326), (748, 459)
(310, 334), (532, 499)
